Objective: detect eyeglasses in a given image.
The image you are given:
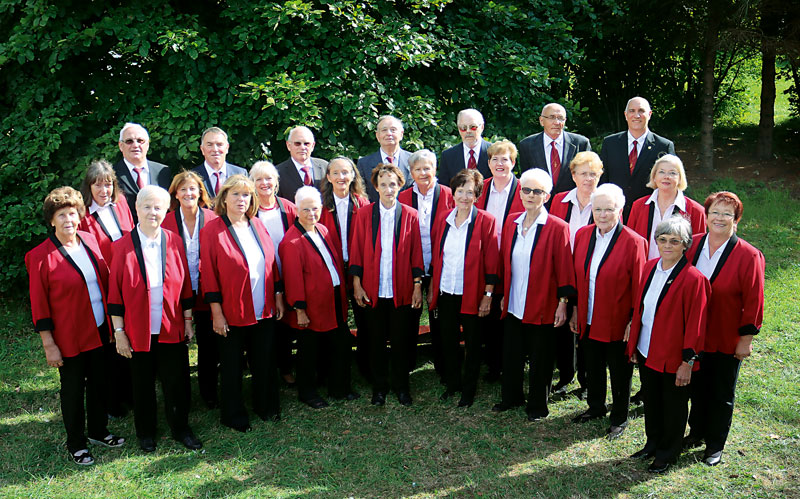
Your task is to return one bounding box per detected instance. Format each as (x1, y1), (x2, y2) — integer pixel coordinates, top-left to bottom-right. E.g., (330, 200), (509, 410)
(541, 115), (566, 123)
(656, 170), (680, 177)
(520, 187), (546, 196)
(655, 236), (683, 246)
(123, 138), (147, 145)
(709, 210), (735, 219)
(458, 124), (482, 132)
(576, 171), (598, 179)
(292, 141), (312, 147)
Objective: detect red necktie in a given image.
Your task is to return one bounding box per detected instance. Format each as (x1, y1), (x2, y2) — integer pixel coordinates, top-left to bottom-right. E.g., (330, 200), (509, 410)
(550, 141), (561, 186)
(468, 149), (477, 170)
(629, 140), (638, 174)
(387, 156), (393, 164)
(213, 172), (221, 195)
(302, 166), (312, 186)
(133, 167), (145, 189)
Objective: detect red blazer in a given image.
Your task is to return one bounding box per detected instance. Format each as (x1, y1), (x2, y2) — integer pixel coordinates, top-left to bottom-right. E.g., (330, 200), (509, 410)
(429, 206), (499, 314)
(319, 193), (369, 263)
(686, 233), (765, 355)
(279, 222), (348, 332)
(572, 223), (647, 342)
(627, 193), (706, 253)
(348, 202), (424, 308)
(108, 229), (194, 352)
(398, 183), (455, 267)
(259, 197), (297, 237)
(626, 257), (711, 373)
(475, 176), (524, 224)
(77, 202), (135, 264)
(26, 232), (109, 357)
(199, 215), (282, 326)
(161, 207), (219, 311)
(498, 213), (576, 324)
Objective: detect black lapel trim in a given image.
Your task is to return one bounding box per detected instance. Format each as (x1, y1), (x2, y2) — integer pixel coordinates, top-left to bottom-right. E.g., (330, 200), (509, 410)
(584, 228), (598, 273)
(159, 230), (167, 284)
(371, 203), (380, 249)
(130, 229), (150, 289)
(464, 205), (478, 257)
(694, 233), (738, 284)
(588, 211), (594, 225)
(438, 220), (451, 255)
(528, 223), (545, 266)
(331, 202), (343, 240)
(248, 217), (267, 258)
(593, 222), (623, 274)
(91, 211), (113, 240)
(655, 256), (688, 312)
(277, 197), (290, 231)
(564, 201), (572, 223)
(173, 210), (187, 248)
(503, 177), (518, 222)
(49, 234), (86, 285)
(393, 203), (402, 249)
(109, 204), (123, 233)
(690, 234), (707, 266)
(411, 188), (418, 210)
(346, 197), (356, 242)
(222, 214), (247, 261)
(431, 183), (441, 224)
(295, 220), (341, 274)
(647, 202), (655, 241)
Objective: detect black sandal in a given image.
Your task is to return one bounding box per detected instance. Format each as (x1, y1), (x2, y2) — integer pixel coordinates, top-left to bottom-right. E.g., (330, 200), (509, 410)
(71, 449), (95, 466)
(89, 434), (126, 448)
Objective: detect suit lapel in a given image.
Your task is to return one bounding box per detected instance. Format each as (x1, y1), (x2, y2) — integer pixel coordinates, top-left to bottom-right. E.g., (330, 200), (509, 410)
(655, 256), (688, 311)
(276, 197), (290, 231)
(633, 132), (657, 177)
(710, 234), (738, 283)
(503, 177), (518, 221)
(130, 229), (150, 289)
(647, 202), (656, 240)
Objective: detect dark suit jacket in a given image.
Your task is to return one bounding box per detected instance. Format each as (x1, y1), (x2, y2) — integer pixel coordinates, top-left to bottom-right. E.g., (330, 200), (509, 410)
(356, 148), (412, 203)
(113, 159), (173, 223)
(191, 162), (247, 197)
(518, 131), (592, 196)
(599, 130), (675, 220)
(437, 139), (491, 187)
(275, 157), (328, 202)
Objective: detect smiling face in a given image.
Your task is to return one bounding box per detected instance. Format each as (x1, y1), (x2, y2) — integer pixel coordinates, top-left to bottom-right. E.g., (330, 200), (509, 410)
(200, 131), (229, 170)
(119, 125), (149, 166)
(410, 157), (436, 192)
(654, 162), (680, 194)
(91, 178), (114, 207)
(51, 207), (81, 240)
(488, 152), (514, 181)
(254, 172), (278, 203)
(454, 179), (477, 212)
(297, 196), (322, 230)
(286, 128), (315, 164)
(539, 104), (566, 140)
(706, 200), (737, 238)
(624, 98), (652, 137)
(519, 177), (550, 213)
(136, 195), (168, 232)
(376, 117), (404, 153)
(176, 179), (200, 211)
(326, 159), (354, 197)
(224, 187), (252, 217)
(655, 232), (686, 266)
(377, 171), (401, 208)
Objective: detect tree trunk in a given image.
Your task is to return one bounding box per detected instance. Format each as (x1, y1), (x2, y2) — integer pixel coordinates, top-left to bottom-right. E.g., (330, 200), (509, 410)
(699, 9), (720, 172)
(757, 40), (776, 159)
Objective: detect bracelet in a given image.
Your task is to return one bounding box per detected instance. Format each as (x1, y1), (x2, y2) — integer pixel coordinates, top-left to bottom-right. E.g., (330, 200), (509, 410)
(275, 291), (284, 295)
(184, 317), (193, 321)
(114, 328), (125, 333)
(559, 297), (568, 304)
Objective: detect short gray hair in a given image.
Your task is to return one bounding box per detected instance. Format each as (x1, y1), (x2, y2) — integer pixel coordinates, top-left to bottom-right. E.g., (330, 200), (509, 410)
(591, 183), (625, 211)
(654, 216), (693, 251)
(377, 115), (404, 131)
(201, 126), (228, 143)
(519, 168), (553, 194)
(119, 122), (149, 142)
(408, 149), (436, 169)
(456, 108), (484, 125)
(136, 185), (170, 207)
(287, 125), (314, 142)
(294, 186), (322, 205)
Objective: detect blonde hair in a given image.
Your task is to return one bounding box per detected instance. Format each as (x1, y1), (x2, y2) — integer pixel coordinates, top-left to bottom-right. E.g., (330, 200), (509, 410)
(214, 174), (259, 218)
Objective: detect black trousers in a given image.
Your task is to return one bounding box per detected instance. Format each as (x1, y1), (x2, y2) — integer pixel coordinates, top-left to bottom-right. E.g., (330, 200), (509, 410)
(130, 341), (191, 439)
(687, 351), (743, 453)
(501, 316), (556, 417)
(581, 333), (633, 426)
(365, 299), (412, 394)
(438, 293), (482, 399)
(218, 320), (280, 429)
(409, 276), (439, 373)
(58, 347), (109, 453)
(639, 355), (690, 463)
(480, 294), (504, 377)
(295, 286), (353, 400)
(193, 310), (219, 405)
(350, 291), (371, 381)
(99, 321), (133, 417)
(275, 319), (296, 377)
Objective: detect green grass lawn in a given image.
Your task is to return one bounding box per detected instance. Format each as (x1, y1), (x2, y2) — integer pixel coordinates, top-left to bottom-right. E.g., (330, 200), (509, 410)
(1, 181), (798, 498)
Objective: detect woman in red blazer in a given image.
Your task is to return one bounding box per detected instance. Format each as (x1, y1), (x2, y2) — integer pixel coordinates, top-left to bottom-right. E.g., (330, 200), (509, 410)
(26, 187), (125, 465)
(350, 163), (424, 407)
(569, 183), (647, 438)
(626, 154), (706, 260)
(163, 170), (219, 409)
(684, 192), (765, 466)
(428, 169), (498, 407)
(78, 159), (136, 417)
(474, 139), (525, 381)
(251, 160), (298, 387)
(492, 168), (576, 421)
(398, 149), (455, 377)
(279, 186), (357, 408)
(200, 175), (286, 432)
(108, 185), (201, 453)
(319, 157), (370, 379)
(626, 216), (711, 473)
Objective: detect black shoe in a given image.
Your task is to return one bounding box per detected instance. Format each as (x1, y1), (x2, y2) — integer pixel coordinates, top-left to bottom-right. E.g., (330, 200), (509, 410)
(176, 432), (203, 450)
(371, 392), (386, 406)
(630, 447), (655, 459)
(571, 411), (604, 424)
(683, 434), (704, 450)
(439, 390), (457, 401)
(139, 437), (156, 453)
(457, 397), (474, 408)
(344, 392), (361, 401)
(303, 397), (330, 410)
(630, 390), (643, 405)
(397, 392), (413, 407)
(527, 412), (547, 422)
(648, 460), (670, 473)
(491, 402), (521, 412)
(606, 425), (626, 439)
(704, 450), (722, 466)
(230, 424), (252, 433)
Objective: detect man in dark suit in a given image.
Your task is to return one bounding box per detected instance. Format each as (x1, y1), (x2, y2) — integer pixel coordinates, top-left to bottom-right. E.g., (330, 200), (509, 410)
(276, 126), (328, 201)
(599, 96), (675, 221)
(190, 127), (247, 198)
(357, 115), (412, 202)
(437, 108), (492, 187)
(518, 103), (592, 198)
(113, 122), (173, 223)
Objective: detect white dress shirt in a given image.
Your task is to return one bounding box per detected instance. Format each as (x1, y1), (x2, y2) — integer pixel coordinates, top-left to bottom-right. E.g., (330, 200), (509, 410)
(627, 129), (650, 156)
(181, 213), (201, 292)
(485, 178), (513, 247)
(637, 258), (677, 357)
(66, 242), (105, 327)
(258, 205), (285, 273)
(587, 222), (618, 324)
(508, 209), (548, 319)
(234, 224), (266, 318)
(89, 201), (123, 241)
(542, 133), (564, 176)
(695, 236), (730, 279)
(291, 158), (314, 183)
(413, 182), (436, 273)
(204, 161), (228, 193)
(462, 143), (481, 168)
(561, 188), (592, 250)
(645, 190), (687, 259)
(308, 230), (340, 287)
(124, 159), (149, 186)
(137, 227), (163, 335)
(439, 208), (473, 295)
(378, 202), (397, 299)
(334, 194), (350, 261)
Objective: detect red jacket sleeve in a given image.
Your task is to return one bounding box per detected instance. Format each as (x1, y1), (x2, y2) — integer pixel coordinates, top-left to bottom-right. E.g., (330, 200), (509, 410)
(483, 214), (500, 283)
(553, 218), (577, 297)
(25, 246), (53, 332)
(682, 270), (711, 359)
(738, 246), (765, 335)
(199, 224), (222, 304)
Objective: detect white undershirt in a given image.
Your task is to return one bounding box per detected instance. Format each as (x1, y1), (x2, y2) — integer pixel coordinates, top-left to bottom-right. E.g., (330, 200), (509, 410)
(258, 206), (285, 273)
(378, 202), (397, 299)
(66, 242), (105, 327)
(645, 190), (687, 259)
(181, 214), (200, 292)
(234, 225), (266, 318)
(137, 227), (163, 335)
(440, 208), (472, 295)
(334, 194), (350, 261)
(485, 178), (513, 247)
(89, 201), (122, 241)
(508, 210), (548, 319)
(413, 182), (436, 273)
(308, 230), (340, 287)
(637, 258), (677, 357)
(561, 188), (592, 250)
(587, 222), (618, 324)
(627, 129), (650, 156)
(696, 236), (730, 279)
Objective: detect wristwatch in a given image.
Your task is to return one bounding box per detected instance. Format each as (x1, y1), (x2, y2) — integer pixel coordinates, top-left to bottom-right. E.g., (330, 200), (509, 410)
(484, 291), (493, 297)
